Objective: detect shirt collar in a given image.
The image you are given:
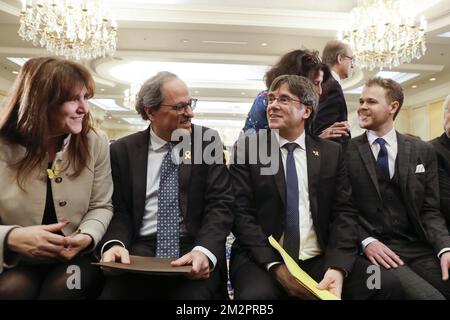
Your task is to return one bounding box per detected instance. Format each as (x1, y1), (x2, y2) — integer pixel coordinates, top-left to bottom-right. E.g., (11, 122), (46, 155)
(366, 127), (397, 147)
(149, 127), (169, 151)
(331, 69), (341, 84)
(275, 131), (306, 150)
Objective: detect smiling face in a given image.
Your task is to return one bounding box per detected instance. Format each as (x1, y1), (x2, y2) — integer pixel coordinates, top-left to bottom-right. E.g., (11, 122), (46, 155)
(48, 85), (89, 137)
(145, 77), (194, 141)
(267, 82), (312, 140)
(358, 84), (399, 136)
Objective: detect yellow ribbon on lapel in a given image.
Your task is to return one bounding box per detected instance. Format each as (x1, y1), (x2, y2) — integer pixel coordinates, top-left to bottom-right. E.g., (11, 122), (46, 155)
(47, 164), (61, 179)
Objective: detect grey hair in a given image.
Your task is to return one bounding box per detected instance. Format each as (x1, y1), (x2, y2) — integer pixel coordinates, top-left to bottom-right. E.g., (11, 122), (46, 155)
(135, 71), (178, 120)
(443, 94), (450, 114)
(268, 74), (319, 133)
(269, 74), (319, 109)
(322, 40), (350, 67)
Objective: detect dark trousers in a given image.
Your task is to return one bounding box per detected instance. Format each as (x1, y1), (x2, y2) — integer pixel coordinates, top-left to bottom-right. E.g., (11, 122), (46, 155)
(100, 236), (227, 300)
(230, 249), (404, 300)
(0, 255), (102, 300)
(382, 240), (450, 300)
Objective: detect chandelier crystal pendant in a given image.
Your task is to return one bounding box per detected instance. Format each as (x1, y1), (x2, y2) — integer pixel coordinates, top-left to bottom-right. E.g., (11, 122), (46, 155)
(338, 0), (427, 70)
(18, 0), (118, 60)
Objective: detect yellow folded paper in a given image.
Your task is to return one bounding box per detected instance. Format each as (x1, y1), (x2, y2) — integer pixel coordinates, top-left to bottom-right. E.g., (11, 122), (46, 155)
(268, 235), (340, 300)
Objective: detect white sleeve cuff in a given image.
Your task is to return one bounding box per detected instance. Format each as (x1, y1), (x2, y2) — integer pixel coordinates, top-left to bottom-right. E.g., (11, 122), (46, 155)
(266, 261), (282, 271)
(192, 246), (217, 270)
(361, 237), (378, 250)
(438, 248), (450, 259)
(100, 240), (126, 257)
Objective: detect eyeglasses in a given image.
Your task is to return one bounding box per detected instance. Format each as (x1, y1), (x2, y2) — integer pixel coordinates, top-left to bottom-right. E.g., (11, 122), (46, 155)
(342, 54), (354, 65)
(160, 98), (198, 114)
(263, 95), (301, 107)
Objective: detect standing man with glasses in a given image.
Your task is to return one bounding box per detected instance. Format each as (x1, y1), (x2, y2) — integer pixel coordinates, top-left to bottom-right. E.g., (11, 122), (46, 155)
(313, 40), (353, 145)
(98, 71), (233, 299)
(229, 74), (402, 300)
(346, 77), (450, 299)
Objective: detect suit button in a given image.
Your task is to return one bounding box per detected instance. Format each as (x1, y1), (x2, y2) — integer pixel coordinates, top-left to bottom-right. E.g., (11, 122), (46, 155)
(55, 177), (62, 183)
(59, 201), (67, 207)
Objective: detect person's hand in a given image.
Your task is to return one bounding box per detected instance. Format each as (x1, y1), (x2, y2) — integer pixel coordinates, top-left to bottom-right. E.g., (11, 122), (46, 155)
(316, 268), (344, 299)
(6, 221), (68, 259)
(364, 240), (404, 269)
(59, 232), (92, 261)
(101, 245), (130, 264)
(271, 264), (317, 300)
(171, 250), (210, 280)
(101, 245), (130, 275)
(319, 121), (350, 139)
(439, 251), (450, 281)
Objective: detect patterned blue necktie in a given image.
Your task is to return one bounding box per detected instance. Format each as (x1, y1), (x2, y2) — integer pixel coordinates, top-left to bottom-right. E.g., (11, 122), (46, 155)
(156, 142), (180, 258)
(283, 143), (300, 259)
(375, 138), (390, 178)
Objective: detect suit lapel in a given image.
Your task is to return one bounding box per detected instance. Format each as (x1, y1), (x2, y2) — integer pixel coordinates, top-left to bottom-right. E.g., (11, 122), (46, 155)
(178, 126), (193, 218)
(131, 127), (151, 223)
(396, 132), (411, 197)
(356, 134), (382, 198)
(306, 135), (320, 223)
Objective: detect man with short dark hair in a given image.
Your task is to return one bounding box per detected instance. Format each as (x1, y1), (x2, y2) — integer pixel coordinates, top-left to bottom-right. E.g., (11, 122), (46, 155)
(99, 71), (233, 299)
(230, 74), (402, 300)
(346, 77), (450, 299)
(430, 95), (450, 225)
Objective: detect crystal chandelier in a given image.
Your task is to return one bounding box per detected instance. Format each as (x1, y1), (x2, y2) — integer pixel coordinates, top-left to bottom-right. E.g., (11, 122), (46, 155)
(338, 0), (427, 70)
(18, 0), (117, 60)
(123, 82), (141, 111)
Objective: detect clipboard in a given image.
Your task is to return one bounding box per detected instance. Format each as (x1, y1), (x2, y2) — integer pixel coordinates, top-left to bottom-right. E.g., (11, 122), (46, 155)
(92, 255), (192, 275)
(268, 236), (340, 300)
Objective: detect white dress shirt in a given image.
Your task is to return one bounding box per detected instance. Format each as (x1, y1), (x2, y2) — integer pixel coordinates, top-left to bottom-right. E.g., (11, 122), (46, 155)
(276, 132), (322, 261)
(367, 128), (398, 180)
(331, 70), (341, 85)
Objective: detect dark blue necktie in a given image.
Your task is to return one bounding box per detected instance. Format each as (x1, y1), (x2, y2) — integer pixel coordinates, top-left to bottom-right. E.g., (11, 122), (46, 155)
(156, 142), (180, 258)
(283, 143), (300, 259)
(375, 138), (390, 178)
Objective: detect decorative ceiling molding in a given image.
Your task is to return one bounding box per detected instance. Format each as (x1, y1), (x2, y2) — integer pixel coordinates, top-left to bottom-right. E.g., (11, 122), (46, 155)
(0, 1), (19, 17)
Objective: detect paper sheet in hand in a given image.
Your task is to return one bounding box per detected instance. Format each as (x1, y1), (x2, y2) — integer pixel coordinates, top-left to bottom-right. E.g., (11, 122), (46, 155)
(268, 236), (340, 300)
(93, 255), (192, 275)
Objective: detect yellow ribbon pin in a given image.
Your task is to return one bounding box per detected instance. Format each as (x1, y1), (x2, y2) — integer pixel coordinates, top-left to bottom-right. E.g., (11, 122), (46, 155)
(313, 150), (320, 157)
(47, 164), (61, 179)
(184, 151), (191, 160)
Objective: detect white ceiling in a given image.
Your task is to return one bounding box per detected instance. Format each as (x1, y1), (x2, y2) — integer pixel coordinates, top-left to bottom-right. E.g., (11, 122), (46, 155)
(0, 0), (450, 136)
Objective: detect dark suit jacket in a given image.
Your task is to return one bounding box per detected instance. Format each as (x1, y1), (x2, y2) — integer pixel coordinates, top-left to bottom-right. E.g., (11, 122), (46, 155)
(230, 132), (359, 274)
(313, 77), (349, 144)
(99, 125), (234, 265)
(346, 132), (450, 253)
(430, 133), (450, 224)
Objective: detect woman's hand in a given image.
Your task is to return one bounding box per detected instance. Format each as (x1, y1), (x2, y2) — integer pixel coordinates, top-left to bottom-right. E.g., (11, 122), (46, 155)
(319, 121), (350, 139)
(59, 232), (93, 261)
(6, 221), (68, 259)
